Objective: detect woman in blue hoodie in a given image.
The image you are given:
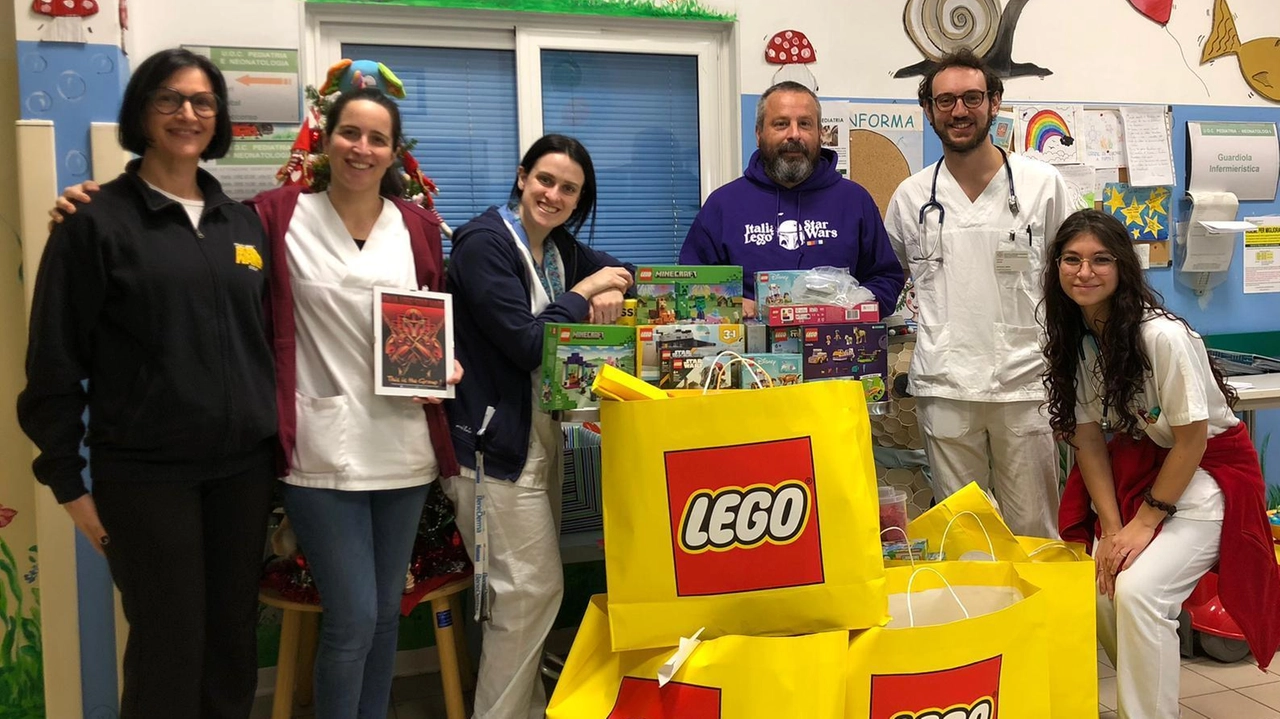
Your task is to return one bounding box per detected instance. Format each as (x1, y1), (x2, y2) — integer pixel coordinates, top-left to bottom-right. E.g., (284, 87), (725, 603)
(444, 133), (632, 719)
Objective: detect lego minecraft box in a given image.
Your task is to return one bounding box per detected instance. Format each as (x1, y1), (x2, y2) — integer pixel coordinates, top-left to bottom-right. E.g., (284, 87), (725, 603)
(540, 324), (637, 411)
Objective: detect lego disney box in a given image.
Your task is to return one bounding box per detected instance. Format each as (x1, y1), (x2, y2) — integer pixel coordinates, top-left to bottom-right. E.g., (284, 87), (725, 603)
(801, 323), (888, 400)
(634, 265), (745, 324)
(656, 324), (745, 390)
(540, 324), (636, 411)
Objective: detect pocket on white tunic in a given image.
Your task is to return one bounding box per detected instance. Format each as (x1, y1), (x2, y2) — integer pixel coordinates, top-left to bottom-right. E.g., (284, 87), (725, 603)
(293, 391), (350, 474)
(993, 323), (1044, 390)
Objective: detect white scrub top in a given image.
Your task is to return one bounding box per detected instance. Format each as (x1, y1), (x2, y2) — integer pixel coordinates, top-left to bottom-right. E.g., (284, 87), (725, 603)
(285, 192), (440, 490)
(1075, 311), (1235, 520)
(886, 153), (1071, 402)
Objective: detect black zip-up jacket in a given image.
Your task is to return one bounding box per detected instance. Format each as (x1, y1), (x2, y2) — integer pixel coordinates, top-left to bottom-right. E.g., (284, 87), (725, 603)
(17, 162), (277, 503)
(446, 207), (630, 480)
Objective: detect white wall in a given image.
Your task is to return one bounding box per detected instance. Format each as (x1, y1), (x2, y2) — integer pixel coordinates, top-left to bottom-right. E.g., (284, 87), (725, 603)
(115, 0), (1279, 107)
(15, 0), (120, 43)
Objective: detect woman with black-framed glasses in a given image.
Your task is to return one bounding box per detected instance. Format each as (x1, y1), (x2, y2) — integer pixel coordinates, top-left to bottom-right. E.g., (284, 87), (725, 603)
(18, 48), (276, 719)
(1045, 209), (1280, 719)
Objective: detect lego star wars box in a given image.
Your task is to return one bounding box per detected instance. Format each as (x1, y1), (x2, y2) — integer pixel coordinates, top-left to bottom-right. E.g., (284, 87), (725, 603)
(540, 324), (637, 410)
(656, 324), (745, 389)
(634, 265), (745, 324)
(801, 323), (888, 400)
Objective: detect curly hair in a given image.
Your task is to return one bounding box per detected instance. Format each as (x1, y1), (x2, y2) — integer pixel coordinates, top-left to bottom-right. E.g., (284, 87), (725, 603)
(1041, 210), (1236, 443)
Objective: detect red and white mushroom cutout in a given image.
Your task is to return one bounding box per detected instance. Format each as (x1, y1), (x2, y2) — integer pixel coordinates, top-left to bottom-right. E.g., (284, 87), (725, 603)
(765, 29), (818, 90)
(32, 0), (99, 43)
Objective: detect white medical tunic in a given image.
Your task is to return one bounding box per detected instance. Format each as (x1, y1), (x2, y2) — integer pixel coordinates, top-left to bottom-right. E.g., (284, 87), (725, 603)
(886, 153), (1071, 401)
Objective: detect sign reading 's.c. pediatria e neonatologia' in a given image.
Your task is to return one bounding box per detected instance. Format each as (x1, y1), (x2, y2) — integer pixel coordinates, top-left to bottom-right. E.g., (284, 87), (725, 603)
(184, 45), (301, 124)
(1188, 121), (1280, 202)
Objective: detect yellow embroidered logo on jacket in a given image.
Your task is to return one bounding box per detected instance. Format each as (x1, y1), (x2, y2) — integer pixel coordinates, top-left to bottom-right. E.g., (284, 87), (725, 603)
(234, 244), (263, 271)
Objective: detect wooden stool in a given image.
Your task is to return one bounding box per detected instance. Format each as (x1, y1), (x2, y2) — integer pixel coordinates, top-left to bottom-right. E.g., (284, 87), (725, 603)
(260, 575), (474, 719)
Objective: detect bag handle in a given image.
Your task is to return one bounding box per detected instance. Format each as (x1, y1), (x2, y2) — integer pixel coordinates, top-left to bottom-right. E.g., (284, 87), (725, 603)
(880, 526), (916, 567)
(939, 510), (997, 559)
(700, 351), (776, 392)
(905, 566), (970, 627)
(1026, 540), (1082, 561)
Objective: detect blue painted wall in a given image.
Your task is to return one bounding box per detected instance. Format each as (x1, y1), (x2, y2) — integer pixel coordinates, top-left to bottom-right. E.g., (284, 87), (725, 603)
(16, 39), (129, 719)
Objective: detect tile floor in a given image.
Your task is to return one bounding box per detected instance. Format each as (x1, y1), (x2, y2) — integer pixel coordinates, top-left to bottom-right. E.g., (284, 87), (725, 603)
(249, 673), (459, 719)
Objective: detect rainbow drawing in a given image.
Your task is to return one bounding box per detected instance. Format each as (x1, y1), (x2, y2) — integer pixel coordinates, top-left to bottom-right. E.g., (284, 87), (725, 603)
(1024, 110), (1072, 152)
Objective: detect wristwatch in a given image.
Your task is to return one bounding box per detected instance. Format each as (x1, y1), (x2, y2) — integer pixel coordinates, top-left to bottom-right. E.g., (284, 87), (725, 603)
(1142, 488), (1177, 517)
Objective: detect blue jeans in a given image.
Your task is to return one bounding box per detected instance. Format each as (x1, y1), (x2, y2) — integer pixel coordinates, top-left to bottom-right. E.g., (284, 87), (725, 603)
(282, 482), (430, 719)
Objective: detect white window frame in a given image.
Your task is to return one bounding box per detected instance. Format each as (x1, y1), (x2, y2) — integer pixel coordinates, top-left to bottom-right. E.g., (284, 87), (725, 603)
(303, 4), (739, 202)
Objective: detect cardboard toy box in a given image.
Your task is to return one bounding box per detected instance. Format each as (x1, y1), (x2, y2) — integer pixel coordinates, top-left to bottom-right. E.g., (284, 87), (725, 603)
(756, 270), (810, 308)
(801, 323), (888, 400)
(540, 324), (636, 410)
(635, 325), (662, 384)
(656, 324), (745, 389)
(738, 353), (803, 388)
(635, 265), (745, 324)
(766, 302), (881, 326)
(770, 326), (803, 354)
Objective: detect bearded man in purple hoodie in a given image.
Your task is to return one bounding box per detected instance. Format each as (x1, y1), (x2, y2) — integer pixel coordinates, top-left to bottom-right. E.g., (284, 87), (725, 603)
(679, 81), (904, 318)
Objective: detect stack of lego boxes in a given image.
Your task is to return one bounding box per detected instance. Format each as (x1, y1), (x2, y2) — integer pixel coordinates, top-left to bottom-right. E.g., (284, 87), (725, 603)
(756, 270), (889, 401)
(631, 265), (746, 390)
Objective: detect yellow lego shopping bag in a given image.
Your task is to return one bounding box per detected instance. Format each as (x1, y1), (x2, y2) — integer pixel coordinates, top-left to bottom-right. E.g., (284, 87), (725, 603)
(905, 482), (1031, 561)
(601, 380), (886, 651)
(548, 595), (848, 719)
(846, 562), (1051, 719)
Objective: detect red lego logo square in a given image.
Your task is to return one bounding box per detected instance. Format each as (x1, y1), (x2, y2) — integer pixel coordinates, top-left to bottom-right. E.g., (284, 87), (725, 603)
(607, 677), (721, 719)
(666, 437), (822, 596)
(868, 656), (1002, 719)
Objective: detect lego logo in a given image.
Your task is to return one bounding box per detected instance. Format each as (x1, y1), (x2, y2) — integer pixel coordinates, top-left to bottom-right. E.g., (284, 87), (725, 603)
(639, 268), (654, 281)
(559, 328), (572, 341)
(639, 328), (653, 341)
(679, 480), (811, 552)
(804, 328), (819, 340)
(759, 272), (770, 281)
(892, 699), (992, 719)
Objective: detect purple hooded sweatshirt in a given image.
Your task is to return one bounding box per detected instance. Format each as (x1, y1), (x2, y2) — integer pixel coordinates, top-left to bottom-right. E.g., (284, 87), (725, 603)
(679, 147), (904, 311)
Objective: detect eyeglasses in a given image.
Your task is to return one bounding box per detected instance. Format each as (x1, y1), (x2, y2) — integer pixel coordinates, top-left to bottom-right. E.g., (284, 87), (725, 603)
(149, 88), (220, 118)
(1057, 255), (1117, 273)
(930, 91), (990, 111)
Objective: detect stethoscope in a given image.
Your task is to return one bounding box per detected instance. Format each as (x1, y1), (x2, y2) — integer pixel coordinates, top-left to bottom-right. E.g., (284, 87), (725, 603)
(913, 146), (1020, 264)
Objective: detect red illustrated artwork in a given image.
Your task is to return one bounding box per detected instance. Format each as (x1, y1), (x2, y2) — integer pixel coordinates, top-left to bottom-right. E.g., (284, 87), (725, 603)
(374, 288), (454, 398)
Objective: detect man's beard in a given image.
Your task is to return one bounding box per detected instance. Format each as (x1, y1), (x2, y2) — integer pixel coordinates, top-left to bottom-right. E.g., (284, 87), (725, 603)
(932, 114), (992, 154)
(763, 141), (816, 186)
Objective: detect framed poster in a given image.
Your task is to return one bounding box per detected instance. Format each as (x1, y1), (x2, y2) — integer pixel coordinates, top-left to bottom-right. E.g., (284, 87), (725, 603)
(374, 287), (454, 398)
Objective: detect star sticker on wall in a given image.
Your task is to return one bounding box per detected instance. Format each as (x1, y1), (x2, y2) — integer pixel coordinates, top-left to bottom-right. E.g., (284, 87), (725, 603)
(1144, 213), (1164, 238)
(1121, 199), (1146, 227)
(1104, 187), (1128, 214)
(1146, 187), (1170, 215)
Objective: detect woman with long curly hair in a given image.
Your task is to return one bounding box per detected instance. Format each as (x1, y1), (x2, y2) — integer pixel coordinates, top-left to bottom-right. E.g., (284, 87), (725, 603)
(1047, 209), (1280, 719)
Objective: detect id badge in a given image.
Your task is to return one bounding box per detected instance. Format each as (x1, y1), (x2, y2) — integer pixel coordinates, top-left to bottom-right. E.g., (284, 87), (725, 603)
(995, 247), (1032, 273)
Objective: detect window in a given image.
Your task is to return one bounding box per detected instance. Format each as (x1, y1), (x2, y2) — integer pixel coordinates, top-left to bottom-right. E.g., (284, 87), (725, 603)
(308, 7), (736, 264)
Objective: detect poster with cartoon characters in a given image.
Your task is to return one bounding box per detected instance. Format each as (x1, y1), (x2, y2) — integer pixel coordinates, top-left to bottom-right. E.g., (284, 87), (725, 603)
(374, 287), (454, 398)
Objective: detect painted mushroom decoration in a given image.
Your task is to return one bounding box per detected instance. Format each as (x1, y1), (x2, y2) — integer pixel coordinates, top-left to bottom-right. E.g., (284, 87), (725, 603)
(32, 0), (99, 43)
(765, 29), (818, 91)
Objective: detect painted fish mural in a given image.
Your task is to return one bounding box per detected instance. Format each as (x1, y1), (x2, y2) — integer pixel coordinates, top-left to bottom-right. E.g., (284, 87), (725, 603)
(1200, 0), (1280, 102)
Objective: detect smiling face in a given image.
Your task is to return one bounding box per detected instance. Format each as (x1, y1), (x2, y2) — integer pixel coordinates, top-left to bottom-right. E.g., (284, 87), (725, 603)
(324, 98), (397, 197)
(756, 90), (821, 187)
(143, 66), (217, 162)
(1059, 231), (1119, 316)
(925, 67), (999, 154)
(516, 151), (584, 238)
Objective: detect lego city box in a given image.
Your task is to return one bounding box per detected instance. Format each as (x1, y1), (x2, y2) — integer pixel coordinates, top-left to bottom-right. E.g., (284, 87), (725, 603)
(656, 324), (745, 390)
(634, 265), (745, 324)
(540, 324), (637, 411)
(801, 323), (888, 395)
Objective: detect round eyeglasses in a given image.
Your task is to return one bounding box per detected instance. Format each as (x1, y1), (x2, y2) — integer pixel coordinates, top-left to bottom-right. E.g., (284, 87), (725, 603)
(1057, 255), (1117, 273)
(929, 91), (990, 111)
(150, 88), (220, 119)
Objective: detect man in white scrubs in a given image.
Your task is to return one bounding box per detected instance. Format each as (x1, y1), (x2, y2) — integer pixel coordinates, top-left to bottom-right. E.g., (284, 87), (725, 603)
(885, 48), (1072, 538)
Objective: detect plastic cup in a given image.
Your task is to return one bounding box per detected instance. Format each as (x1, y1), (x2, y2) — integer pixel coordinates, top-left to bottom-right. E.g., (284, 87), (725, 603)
(878, 485), (909, 539)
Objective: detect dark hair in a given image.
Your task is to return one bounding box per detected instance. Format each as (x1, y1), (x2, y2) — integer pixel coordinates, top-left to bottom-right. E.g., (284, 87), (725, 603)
(1041, 210), (1236, 442)
(916, 47), (1004, 108)
(755, 81), (822, 133)
(324, 87), (406, 198)
(118, 48), (232, 160)
(508, 134), (598, 241)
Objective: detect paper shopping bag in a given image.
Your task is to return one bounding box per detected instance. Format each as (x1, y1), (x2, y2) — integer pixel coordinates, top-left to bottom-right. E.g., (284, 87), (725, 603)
(601, 380), (886, 651)
(548, 595), (848, 719)
(905, 482), (1030, 561)
(846, 562), (1051, 718)
(1014, 536), (1098, 719)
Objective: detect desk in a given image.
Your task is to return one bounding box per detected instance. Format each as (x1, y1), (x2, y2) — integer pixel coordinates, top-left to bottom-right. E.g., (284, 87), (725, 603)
(1228, 373), (1280, 445)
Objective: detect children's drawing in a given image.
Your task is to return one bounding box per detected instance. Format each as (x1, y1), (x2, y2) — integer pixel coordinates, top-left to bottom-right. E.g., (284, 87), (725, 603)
(1103, 183), (1172, 241)
(1081, 109), (1127, 168)
(1200, 0), (1280, 103)
(1016, 105), (1083, 165)
(894, 0), (1052, 80)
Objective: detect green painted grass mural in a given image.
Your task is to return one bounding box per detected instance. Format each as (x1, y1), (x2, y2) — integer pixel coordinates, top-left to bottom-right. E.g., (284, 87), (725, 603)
(306, 0), (734, 21)
(0, 505), (42, 719)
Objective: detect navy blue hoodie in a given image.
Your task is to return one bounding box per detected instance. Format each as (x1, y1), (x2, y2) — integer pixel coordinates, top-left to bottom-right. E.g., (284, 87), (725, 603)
(679, 148), (904, 311)
(446, 207), (629, 480)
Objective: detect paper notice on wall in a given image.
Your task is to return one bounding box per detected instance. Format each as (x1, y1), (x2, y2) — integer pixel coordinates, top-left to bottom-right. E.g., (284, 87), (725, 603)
(820, 102), (851, 176)
(1188, 121), (1280, 202)
(845, 104), (924, 217)
(1119, 106), (1175, 187)
(1058, 165), (1098, 210)
(1242, 219), (1280, 294)
(1181, 191), (1239, 273)
(1133, 241), (1151, 270)
(1081, 109), (1126, 168)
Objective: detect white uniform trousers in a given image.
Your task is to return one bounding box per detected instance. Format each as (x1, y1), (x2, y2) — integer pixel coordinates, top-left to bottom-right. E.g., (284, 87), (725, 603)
(443, 474), (564, 719)
(917, 396), (1060, 538)
(1097, 515), (1221, 719)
